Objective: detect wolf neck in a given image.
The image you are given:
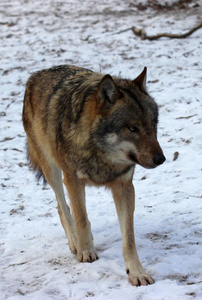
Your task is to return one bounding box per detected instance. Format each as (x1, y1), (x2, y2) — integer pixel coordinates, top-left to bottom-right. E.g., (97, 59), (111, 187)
(76, 156), (134, 185)
(71, 137), (133, 185)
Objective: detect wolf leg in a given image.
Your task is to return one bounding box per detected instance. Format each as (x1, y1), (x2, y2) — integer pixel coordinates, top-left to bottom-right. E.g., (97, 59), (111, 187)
(39, 158), (77, 254)
(110, 180), (154, 286)
(63, 172), (98, 263)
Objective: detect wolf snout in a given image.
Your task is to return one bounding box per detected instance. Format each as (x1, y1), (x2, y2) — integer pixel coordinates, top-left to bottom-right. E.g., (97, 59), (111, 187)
(153, 153), (166, 166)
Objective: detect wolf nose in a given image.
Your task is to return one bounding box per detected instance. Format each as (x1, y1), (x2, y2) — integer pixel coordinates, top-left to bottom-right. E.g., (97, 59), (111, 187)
(153, 153), (166, 166)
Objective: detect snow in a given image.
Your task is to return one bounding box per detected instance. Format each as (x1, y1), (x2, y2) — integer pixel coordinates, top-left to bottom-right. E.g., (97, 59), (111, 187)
(0, 0), (202, 299)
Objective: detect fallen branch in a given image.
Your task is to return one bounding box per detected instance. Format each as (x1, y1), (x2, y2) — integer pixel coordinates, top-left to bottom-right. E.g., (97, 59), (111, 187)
(132, 23), (202, 40)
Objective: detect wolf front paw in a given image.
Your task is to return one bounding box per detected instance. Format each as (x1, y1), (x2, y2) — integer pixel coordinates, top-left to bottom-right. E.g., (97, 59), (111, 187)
(126, 269), (154, 286)
(77, 248), (98, 263)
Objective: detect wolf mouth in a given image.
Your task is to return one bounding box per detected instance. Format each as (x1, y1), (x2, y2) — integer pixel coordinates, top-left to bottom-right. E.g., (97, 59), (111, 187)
(128, 152), (138, 164)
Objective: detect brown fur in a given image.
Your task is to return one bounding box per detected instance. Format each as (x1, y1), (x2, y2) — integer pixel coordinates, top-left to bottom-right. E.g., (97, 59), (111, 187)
(22, 65), (165, 286)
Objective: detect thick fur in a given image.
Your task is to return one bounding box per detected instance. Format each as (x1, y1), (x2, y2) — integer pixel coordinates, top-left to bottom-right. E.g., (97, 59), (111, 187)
(22, 65), (165, 286)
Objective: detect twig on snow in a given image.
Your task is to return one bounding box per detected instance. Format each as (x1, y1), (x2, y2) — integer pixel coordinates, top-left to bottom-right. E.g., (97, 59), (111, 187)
(131, 23), (202, 40)
(176, 114), (197, 120)
(173, 151), (179, 161)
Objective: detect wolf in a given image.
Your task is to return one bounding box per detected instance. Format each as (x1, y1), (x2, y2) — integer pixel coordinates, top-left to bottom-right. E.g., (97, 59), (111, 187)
(22, 65), (165, 286)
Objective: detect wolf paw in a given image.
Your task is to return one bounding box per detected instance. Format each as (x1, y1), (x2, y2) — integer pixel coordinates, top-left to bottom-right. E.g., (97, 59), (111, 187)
(77, 248), (98, 263)
(127, 269), (154, 286)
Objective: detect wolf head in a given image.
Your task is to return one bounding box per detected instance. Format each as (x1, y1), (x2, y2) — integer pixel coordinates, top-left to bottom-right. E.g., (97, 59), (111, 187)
(93, 67), (165, 169)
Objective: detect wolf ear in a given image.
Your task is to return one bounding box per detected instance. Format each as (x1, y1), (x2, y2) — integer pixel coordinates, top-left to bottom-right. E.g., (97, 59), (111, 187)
(97, 74), (121, 104)
(133, 67), (147, 92)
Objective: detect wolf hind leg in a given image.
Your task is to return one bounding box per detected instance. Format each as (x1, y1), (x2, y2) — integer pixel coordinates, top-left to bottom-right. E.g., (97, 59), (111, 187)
(63, 171), (98, 263)
(29, 144), (77, 254)
(45, 164), (77, 254)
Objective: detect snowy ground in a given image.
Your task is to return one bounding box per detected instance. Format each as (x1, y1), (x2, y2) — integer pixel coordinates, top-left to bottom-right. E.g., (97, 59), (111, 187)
(0, 0), (202, 299)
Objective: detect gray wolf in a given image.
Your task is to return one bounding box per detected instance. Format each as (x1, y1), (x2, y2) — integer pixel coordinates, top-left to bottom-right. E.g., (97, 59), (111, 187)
(22, 65), (165, 286)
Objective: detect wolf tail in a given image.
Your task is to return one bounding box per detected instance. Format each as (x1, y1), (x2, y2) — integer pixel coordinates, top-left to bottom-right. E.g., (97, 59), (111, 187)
(26, 139), (47, 185)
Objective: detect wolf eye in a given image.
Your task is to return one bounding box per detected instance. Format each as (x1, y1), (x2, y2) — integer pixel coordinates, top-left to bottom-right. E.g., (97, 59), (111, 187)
(128, 126), (139, 133)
